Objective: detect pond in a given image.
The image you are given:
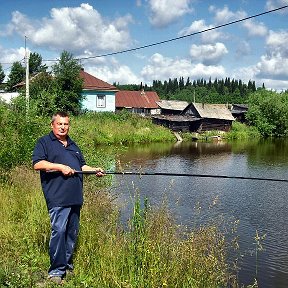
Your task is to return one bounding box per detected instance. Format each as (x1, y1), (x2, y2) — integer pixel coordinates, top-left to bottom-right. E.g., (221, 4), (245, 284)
(107, 138), (288, 287)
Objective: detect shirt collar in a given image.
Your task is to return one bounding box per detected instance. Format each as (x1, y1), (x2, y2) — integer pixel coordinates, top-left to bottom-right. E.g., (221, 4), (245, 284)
(49, 131), (73, 145)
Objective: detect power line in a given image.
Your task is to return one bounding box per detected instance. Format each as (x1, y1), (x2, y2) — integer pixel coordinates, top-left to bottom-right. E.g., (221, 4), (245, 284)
(2, 5), (288, 65)
(71, 5), (287, 61)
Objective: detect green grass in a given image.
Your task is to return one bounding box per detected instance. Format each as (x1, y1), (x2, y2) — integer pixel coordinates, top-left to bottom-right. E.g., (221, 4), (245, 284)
(0, 167), (238, 287)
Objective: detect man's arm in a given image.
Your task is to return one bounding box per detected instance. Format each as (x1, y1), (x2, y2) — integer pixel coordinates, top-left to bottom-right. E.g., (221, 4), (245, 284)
(34, 160), (75, 176)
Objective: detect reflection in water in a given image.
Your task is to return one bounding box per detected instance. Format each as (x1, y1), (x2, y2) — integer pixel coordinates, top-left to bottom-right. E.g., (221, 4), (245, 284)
(107, 139), (288, 288)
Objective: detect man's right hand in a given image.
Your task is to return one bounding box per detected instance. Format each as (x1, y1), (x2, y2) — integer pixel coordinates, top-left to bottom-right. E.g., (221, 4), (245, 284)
(60, 165), (75, 176)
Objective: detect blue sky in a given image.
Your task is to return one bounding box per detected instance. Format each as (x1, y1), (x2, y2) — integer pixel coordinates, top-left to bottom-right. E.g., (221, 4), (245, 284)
(0, 0), (288, 91)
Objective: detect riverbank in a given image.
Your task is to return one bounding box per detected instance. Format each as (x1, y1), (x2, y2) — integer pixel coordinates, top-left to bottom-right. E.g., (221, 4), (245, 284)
(0, 167), (238, 287)
(0, 108), (258, 287)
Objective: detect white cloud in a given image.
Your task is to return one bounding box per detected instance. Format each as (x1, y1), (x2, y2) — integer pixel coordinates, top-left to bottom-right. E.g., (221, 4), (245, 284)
(209, 5), (267, 37)
(266, 0), (288, 13)
(242, 19), (268, 37)
(189, 43), (228, 65)
(148, 0), (193, 28)
(141, 53), (225, 82)
(0, 46), (26, 66)
(255, 30), (288, 80)
(235, 40), (251, 58)
(232, 29), (288, 90)
(6, 3), (134, 54)
(235, 65), (288, 91)
(266, 30), (288, 56)
(256, 52), (288, 80)
(209, 5), (247, 25)
(84, 57), (141, 85)
(179, 19), (224, 44)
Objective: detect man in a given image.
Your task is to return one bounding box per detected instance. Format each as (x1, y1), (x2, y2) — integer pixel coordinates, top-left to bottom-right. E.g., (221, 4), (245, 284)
(32, 111), (104, 285)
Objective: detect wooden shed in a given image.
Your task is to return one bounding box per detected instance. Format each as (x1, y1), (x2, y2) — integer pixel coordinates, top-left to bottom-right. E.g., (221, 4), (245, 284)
(182, 103), (235, 132)
(231, 104), (248, 123)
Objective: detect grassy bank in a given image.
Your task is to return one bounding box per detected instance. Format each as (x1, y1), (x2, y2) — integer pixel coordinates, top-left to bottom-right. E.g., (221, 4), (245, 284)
(0, 167), (238, 287)
(180, 122), (261, 142)
(0, 108), (175, 170)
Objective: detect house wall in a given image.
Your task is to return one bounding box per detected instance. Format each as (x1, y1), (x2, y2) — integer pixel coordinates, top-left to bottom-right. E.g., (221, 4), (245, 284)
(81, 91), (115, 112)
(198, 119), (232, 132)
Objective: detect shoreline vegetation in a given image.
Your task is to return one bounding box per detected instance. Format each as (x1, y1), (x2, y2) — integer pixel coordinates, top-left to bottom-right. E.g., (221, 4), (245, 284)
(0, 108), (260, 287)
(0, 167), (239, 287)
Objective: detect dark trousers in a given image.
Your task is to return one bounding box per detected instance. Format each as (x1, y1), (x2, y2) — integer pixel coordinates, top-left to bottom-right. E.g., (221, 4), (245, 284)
(48, 206), (81, 277)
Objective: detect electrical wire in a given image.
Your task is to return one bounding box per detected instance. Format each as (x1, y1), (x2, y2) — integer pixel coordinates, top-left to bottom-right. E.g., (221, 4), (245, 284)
(1, 5), (287, 65)
(44, 5), (288, 62)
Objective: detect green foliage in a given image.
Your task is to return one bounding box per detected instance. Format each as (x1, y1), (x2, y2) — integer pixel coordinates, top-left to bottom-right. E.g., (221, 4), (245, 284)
(69, 111), (173, 147)
(6, 61), (25, 92)
(246, 90), (288, 137)
(0, 168), (236, 287)
(226, 121), (261, 140)
(52, 50), (83, 115)
(0, 63), (5, 83)
(28, 52), (48, 74)
(0, 106), (174, 171)
(115, 77), (258, 104)
(0, 103), (49, 170)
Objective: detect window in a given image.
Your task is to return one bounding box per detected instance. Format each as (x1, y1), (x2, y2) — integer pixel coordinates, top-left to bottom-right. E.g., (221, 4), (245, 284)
(96, 95), (106, 108)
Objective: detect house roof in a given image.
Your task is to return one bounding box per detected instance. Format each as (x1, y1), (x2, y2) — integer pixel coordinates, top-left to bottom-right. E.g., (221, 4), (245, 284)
(13, 72), (51, 88)
(184, 103), (235, 121)
(80, 69), (118, 91)
(116, 90), (160, 108)
(156, 100), (189, 111)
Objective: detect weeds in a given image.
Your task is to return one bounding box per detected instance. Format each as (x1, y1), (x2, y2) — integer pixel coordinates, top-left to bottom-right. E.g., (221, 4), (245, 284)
(0, 167), (237, 287)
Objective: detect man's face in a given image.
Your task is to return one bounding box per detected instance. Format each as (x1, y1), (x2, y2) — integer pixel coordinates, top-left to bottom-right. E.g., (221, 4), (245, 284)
(51, 115), (70, 140)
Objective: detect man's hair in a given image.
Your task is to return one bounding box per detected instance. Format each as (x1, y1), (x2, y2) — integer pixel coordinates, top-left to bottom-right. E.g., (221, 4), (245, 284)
(51, 111), (70, 123)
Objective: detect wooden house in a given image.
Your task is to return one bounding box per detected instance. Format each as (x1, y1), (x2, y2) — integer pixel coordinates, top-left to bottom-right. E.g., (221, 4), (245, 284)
(152, 114), (198, 132)
(231, 104), (248, 123)
(152, 102), (234, 132)
(182, 103), (235, 132)
(115, 90), (161, 115)
(80, 69), (118, 112)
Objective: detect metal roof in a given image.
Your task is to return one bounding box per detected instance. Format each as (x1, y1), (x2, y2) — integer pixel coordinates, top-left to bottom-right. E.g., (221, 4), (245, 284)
(116, 90), (160, 108)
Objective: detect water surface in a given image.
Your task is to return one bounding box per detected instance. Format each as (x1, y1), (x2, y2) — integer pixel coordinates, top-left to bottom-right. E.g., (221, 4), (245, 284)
(108, 139), (288, 287)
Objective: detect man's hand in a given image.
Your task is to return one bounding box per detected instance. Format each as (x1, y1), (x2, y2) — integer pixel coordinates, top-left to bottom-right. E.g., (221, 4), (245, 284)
(95, 168), (105, 177)
(60, 165), (75, 176)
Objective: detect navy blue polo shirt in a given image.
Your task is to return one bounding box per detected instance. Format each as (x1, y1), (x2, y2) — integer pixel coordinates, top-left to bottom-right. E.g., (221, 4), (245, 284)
(32, 131), (86, 209)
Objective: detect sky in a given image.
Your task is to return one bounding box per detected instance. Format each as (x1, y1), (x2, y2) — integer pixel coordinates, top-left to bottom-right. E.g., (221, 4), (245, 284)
(0, 0), (288, 91)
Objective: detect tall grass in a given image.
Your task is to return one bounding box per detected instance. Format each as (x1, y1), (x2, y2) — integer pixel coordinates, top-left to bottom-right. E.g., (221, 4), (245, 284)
(0, 106), (175, 171)
(70, 111), (175, 147)
(226, 122), (261, 140)
(0, 167), (238, 287)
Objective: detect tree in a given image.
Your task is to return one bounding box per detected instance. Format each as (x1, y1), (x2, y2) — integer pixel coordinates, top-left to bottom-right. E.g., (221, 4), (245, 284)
(6, 61), (25, 92)
(29, 52), (48, 75)
(52, 51), (83, 114)
(0, 64), (5, 84)
(246, 90), (288, 137)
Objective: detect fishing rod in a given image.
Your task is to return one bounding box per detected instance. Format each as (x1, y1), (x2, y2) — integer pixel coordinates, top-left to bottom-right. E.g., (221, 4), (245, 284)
(73, 170), (288, 183)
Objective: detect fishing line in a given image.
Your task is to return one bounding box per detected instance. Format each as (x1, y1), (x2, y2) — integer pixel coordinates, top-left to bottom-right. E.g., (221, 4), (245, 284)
(72, 170), (288, 183)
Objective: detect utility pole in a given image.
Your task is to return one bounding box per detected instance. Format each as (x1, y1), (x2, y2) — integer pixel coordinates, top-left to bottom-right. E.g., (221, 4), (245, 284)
(25, 36), (30, 115)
